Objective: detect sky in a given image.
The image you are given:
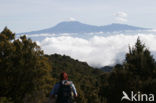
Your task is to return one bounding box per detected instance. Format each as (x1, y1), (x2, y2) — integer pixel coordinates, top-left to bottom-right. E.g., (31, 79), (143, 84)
(1, 0), (156, 33)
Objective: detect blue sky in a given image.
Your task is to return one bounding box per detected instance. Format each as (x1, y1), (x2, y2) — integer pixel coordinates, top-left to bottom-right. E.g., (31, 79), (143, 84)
(1, 0), (156, 33)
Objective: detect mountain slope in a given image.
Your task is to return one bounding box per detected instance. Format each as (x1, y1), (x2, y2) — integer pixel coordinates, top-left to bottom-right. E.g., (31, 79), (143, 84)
(20, 21), (148, 34)
(45, 54), (105, 103)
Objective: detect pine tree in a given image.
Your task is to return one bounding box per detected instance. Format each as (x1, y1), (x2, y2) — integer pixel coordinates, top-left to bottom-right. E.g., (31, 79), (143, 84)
(105, 38), (156, 103)
(125, 37), (156, 78)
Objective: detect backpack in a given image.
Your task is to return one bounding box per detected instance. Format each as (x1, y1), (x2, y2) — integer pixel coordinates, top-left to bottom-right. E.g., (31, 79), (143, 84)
(56, 82), (73, 103)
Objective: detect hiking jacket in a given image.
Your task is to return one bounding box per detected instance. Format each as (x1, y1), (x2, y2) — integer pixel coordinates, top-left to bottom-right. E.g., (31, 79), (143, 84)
(50, 80), (77, 96)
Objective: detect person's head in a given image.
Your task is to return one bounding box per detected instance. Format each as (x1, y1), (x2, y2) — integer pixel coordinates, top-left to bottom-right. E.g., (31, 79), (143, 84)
(60, 72), (68, 80)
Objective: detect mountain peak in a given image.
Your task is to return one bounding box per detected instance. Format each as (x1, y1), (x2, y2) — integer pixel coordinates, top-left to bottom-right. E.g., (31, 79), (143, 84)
(20, 21), (148, 34)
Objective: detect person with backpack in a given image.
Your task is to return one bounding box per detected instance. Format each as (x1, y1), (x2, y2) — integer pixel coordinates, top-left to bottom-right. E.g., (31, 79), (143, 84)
(49, 72), (78, 103)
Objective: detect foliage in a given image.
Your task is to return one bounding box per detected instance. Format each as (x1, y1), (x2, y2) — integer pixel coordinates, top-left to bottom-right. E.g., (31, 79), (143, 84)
(100, 38), (156, 103)
(46, 54), (104, 103)
(0, 27), (53, 103)
(0, 97), (13, 103)
(0, 28), (156, 103)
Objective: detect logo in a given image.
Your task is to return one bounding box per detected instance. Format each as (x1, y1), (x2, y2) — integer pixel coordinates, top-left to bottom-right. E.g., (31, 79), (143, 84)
(121, 91), (155, 102)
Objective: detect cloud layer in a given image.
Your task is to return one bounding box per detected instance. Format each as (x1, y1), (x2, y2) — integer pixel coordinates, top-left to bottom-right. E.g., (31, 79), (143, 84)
(115, 11), (128, 23)
(37, 34), (156, 67)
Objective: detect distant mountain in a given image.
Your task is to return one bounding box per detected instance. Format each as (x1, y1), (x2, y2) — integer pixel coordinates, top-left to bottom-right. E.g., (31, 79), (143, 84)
(101, 66), (113, 72)
(20, 21), (148, 34)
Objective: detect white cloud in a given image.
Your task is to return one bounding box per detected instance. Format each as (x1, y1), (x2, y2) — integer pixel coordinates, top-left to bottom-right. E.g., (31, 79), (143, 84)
(114, 11), (128, 23)
(115, 12), (127, 18)
(69, 17), (76, 21)
(37, 34), (156, 67)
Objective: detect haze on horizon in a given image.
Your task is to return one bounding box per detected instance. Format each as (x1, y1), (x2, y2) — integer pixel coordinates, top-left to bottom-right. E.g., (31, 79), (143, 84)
(1, 0), (156, 33)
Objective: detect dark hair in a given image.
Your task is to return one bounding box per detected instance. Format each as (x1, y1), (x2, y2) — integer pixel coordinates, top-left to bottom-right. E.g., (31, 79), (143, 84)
(60, 72), (68, 80)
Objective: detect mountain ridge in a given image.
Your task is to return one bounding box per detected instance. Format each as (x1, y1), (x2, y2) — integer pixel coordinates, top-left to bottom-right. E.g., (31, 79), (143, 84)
(19, 21), (148, 34)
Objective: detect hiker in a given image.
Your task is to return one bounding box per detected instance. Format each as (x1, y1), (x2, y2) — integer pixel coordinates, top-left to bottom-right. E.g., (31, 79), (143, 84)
(49, 72), (78, 103)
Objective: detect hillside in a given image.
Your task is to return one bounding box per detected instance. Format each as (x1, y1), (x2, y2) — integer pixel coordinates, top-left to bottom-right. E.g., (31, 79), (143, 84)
(45, 54), (105, 103)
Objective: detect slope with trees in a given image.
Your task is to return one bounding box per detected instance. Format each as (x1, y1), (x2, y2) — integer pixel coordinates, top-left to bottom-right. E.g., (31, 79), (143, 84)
(0, 28), (156, 103)
(0, 27), (53, 103)
(99, 38), (156, 103)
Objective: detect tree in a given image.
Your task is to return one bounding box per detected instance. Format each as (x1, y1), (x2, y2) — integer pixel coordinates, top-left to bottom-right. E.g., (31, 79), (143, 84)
(0, 27), (53, 103)
(104, 38), (156, 103)
(125, 37), (156, 79)
(0, 27), (15, 41)
(124, 37), (156, 94)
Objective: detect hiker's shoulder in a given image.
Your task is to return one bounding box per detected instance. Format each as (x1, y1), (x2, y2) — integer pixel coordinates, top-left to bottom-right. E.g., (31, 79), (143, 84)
(62, 80), (74, 85)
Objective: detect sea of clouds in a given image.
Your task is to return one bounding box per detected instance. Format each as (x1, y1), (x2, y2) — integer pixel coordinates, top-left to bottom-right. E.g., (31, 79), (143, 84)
(35, 33), (156, 68)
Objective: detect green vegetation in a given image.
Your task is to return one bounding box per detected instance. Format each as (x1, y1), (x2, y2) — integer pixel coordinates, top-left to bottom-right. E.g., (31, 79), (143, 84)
(0, 28), (156, 103)
(46, 54), (104, 103)
(99, 38), (156, 103)
(0, 27), (53, 103)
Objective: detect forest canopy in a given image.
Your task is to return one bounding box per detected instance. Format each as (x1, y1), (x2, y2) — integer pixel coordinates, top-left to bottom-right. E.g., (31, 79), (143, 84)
(0, 28), (156, 103)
